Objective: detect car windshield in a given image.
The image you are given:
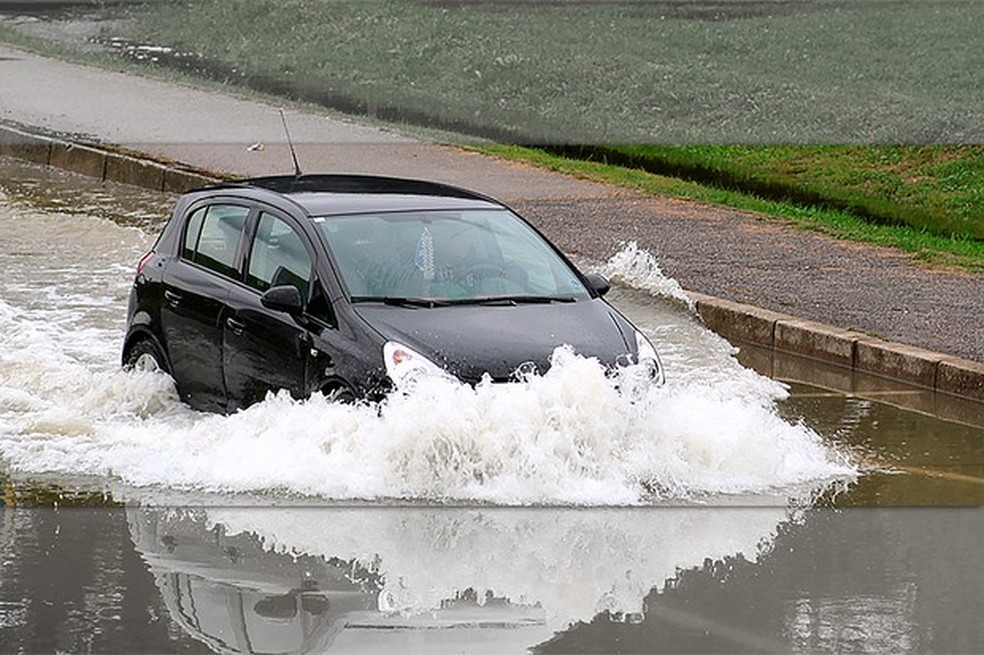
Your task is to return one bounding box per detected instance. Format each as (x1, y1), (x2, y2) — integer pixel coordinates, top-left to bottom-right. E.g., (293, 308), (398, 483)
(316, 209), (590, 302)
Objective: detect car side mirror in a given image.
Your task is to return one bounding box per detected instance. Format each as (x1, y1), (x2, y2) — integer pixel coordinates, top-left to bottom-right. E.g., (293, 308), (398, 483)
(584, 272), (610, 297)
(260, 285), (304, 315)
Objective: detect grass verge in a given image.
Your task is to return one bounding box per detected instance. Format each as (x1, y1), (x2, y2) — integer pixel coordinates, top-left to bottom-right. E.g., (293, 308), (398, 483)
(475, 144), (984, 273)
(114, 0), (983, 144)
(549, 145), (984, 241)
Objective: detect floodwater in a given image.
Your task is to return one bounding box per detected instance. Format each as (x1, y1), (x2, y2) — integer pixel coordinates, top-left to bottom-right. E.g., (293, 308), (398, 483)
(1, 158), (982, 653)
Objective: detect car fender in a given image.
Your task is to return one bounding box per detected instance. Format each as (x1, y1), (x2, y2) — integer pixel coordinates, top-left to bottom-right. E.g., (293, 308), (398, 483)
(604, 303), (638, 352)
(122, 322), (171, 371)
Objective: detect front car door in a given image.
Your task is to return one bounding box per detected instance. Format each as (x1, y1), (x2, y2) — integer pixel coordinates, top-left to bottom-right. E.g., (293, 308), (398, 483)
(161, 202), (250, 412)
(223, 210), (315, 411)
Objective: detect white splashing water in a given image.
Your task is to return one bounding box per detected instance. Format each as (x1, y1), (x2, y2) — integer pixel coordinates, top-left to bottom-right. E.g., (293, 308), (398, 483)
(598, 240), (693, 310)
(0, 187), (855, 505)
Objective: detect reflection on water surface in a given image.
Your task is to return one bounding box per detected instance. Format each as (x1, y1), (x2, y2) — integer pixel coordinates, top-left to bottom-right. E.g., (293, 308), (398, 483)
(2, 503), (982, 653)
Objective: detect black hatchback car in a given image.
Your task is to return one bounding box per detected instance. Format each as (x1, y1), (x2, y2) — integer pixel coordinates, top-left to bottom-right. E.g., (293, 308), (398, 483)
(123, 175), (664, 413)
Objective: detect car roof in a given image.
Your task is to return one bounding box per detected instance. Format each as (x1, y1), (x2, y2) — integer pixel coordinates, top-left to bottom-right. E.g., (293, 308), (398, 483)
(192, 174), (504, 217)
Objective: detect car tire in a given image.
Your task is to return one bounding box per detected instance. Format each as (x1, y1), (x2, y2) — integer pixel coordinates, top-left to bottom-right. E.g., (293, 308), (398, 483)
(323, 385), (356, 404)
(124, 338), (169, 374)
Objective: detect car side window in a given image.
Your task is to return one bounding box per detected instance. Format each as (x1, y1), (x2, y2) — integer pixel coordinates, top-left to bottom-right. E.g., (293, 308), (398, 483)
(247, 212), (312, 300)
(182, 207), (207, 260)
(306, 278), (336, 326)
(183, 204), (249, 278)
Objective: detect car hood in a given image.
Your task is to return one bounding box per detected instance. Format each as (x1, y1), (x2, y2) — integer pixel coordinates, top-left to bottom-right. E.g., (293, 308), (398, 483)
(352, 299), (633, 382)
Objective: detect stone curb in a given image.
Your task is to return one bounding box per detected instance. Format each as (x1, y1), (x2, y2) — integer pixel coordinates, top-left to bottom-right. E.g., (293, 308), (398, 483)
(2, 122), (982, 404)
(688, 292), (983, 403)
(0, 123), (220, 192)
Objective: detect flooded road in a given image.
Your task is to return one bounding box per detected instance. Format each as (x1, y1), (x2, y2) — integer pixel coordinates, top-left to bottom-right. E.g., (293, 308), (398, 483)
(1, 158), (982, 653)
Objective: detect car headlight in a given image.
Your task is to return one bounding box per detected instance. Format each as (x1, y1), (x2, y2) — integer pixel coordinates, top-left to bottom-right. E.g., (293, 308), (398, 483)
(634, 329), (665, 387)
(383, 341), (449, 389)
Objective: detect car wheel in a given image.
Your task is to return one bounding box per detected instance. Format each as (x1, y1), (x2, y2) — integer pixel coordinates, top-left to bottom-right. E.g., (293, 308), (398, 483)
(323, 385), (356, 404)
(125, 338), (169, 374)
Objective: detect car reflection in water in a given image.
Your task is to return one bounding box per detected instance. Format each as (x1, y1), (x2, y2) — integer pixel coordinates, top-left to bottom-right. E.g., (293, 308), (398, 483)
(126, 503), (798, 654)
(127, 508), (553, 654)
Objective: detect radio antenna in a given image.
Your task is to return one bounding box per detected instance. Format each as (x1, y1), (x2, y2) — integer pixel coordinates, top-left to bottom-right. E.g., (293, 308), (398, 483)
(279, 108), (302, 177)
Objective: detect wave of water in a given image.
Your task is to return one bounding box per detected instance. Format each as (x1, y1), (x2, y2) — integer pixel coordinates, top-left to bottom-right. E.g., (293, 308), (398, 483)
(0, 192), (855, 504)
(597, 240), (693, 310)
(0, 304), (854, 505)
(3, 348), (852, 504)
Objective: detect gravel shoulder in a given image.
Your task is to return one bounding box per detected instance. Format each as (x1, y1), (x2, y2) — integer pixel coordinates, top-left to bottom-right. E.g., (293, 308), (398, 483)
(511, 193), (983, 363)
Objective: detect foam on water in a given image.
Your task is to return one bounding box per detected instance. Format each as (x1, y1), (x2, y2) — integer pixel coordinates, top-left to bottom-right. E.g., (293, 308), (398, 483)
(0, 191), (855, 504)
(1, 361), (851, 504)
(0, 298), (854, 505)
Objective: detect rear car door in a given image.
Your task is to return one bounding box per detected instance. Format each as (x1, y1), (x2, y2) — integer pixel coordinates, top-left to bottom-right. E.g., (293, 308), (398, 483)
(161, 202), (250, 412)
(223, 210), (316, 411)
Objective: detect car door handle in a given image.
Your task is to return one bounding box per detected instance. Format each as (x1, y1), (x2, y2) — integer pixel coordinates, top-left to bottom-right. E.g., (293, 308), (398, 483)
(164, 289), (182, 306)
(226, 317), (246, 336)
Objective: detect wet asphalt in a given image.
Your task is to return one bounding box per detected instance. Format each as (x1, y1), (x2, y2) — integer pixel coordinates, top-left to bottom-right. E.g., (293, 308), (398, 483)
(1, 42), (982, 363)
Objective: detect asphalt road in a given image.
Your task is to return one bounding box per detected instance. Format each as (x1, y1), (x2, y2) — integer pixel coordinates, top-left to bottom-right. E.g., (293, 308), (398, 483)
(1, 43), (982, 363)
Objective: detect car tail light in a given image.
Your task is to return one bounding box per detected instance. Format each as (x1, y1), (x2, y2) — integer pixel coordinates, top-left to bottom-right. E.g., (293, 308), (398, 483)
(135, 251), (155, 280)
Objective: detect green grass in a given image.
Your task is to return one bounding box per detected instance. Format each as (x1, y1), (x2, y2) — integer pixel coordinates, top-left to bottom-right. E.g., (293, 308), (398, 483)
(475, 144), (984, 272)
(550, 145), (984, 240)
(112, 0), (983, 144)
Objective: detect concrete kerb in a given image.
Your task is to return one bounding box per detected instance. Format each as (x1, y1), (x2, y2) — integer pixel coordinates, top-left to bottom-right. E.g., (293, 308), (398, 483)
(0, 122), (220, 192)
(2, 123), (982, 404)
(936, 359), (984, 402)
(0, 123), (50, 164)
(49, 140), (107, 180)
(683, 294), (983, 404)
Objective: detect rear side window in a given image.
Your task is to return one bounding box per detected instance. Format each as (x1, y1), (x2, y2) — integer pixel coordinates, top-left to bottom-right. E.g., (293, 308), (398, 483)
(182, 207), (207, 260)
(246, 212), (312, 300)
(182, 204), (250, 278)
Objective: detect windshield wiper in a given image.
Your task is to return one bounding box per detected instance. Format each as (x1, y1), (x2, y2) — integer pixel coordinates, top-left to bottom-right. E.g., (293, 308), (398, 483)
(447, 295), (579, 306)
(351, 295), (578, 308)
(350, 296), (452, 308)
